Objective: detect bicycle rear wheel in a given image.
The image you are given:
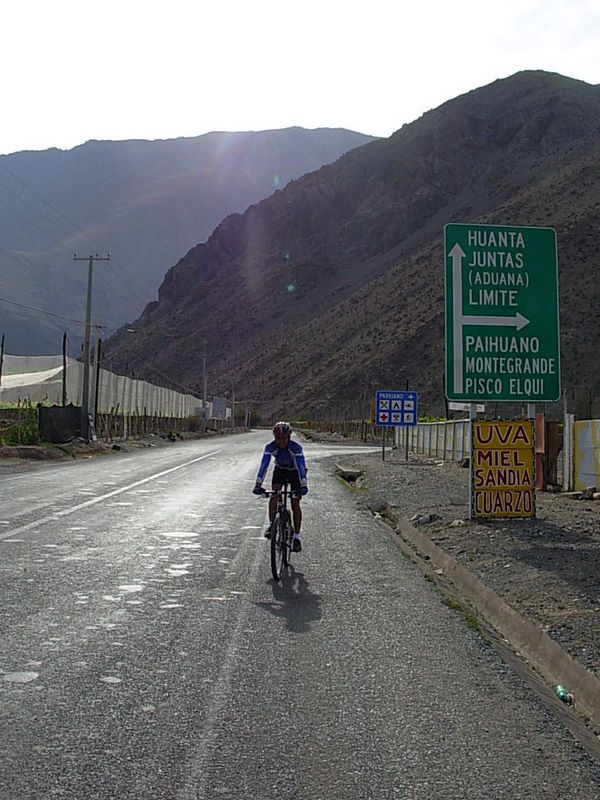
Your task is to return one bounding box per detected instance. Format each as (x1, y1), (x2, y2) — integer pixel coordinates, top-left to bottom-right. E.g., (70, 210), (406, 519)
(270, 514), (286, 580)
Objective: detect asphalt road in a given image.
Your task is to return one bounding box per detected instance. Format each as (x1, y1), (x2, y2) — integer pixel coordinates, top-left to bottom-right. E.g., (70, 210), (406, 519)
(1, 432), (600, 799)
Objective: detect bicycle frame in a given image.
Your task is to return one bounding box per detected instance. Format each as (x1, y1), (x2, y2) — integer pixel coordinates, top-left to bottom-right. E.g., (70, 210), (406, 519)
(275, 484), (294, 523)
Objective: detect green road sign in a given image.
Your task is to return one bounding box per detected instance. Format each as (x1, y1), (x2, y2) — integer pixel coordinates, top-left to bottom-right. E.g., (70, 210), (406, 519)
(445, 223), (561, 402)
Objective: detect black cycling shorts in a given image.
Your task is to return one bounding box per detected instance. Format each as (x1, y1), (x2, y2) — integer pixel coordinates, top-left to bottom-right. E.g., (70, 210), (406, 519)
(272, 467), (301, 492)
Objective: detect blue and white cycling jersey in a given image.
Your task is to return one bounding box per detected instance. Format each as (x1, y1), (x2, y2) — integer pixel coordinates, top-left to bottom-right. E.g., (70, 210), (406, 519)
(256, 439), (307, 486)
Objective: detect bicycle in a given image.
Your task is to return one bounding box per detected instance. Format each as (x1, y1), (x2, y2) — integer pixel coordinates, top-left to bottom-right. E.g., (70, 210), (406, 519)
(256, 485), (297, 580)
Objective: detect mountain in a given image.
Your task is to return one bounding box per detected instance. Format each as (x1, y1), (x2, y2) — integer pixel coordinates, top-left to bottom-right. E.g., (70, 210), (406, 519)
(0, 127), (377, 354)
(97, 71), (600, 420)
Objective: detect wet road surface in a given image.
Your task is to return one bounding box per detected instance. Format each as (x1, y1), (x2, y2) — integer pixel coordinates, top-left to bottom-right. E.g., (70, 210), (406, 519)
(1, 432), (599, 798)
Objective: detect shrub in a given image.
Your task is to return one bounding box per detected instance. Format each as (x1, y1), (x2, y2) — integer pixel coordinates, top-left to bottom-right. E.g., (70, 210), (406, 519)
(188, 415), (202, 432)
(5, 400), (41, 446)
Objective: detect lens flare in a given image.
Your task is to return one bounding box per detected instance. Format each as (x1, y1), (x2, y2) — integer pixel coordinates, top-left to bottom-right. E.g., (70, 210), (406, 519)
(287, 283), (295, 293)
(273, 174), (280, 187)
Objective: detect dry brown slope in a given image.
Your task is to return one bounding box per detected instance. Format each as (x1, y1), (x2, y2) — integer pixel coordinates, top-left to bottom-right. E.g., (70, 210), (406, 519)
(103, 71), (600, 419)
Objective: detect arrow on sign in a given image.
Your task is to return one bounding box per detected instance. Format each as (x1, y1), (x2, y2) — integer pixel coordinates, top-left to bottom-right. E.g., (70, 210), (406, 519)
(462, 312), (530, 330)
(449, 243), (530, 394)
(450, 244), (466, 394)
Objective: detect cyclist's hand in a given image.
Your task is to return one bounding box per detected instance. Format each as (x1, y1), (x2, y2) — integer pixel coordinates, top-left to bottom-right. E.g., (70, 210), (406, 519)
(300, 486), (308, 496)
(252, 484), (264, 495)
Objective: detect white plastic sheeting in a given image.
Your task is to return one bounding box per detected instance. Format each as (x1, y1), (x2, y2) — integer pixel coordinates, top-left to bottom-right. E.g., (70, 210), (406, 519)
(0, 354), (207, 418)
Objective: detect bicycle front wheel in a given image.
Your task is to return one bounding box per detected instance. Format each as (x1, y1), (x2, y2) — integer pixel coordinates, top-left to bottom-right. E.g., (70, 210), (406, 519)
(270, 514), (286, 581)
(282, 510), (292, 568)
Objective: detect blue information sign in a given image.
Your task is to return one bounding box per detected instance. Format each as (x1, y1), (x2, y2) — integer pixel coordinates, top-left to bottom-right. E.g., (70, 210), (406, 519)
(375, 390), (418, 427)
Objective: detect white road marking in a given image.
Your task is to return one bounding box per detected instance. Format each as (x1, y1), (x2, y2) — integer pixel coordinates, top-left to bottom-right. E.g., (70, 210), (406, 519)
(176, 529), (264, 800)
(0, 451), (221, 540)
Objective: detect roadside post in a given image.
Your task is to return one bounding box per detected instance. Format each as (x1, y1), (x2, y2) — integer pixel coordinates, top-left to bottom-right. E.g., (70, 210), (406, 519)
(444, 223), (561, 519)
(405, 379), (410, 462)
(375, 390), (418, 461)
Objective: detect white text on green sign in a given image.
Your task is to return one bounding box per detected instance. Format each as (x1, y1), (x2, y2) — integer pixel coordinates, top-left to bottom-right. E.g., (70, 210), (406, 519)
(444, 224), (560, 402)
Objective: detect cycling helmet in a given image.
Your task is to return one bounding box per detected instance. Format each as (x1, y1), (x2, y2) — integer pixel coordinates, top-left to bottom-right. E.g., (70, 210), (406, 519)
(273, 421), (292, 438)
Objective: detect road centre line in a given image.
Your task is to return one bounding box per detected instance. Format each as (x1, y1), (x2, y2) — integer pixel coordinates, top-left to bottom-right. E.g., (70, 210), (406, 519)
(0, 450), (221, 540)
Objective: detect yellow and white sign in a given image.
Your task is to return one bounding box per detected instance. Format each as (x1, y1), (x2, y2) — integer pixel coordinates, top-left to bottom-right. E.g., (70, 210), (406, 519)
(472, 420), (535, 518)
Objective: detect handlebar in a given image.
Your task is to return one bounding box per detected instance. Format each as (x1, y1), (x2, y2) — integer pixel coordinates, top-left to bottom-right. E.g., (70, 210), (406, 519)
(253, 486), (303, 499)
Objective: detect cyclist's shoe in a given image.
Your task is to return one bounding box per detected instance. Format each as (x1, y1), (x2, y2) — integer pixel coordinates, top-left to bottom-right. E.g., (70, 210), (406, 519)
(292, 536), (302, 553)
(264, 524), (273, 540)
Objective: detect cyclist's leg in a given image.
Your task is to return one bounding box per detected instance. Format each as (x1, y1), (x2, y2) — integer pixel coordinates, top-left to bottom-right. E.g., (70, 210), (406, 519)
(290, 496), (302, 552)
(269, 467), (285, 532)
(291, 496), (302, 534)
(268, 485), (280, 525)
(288, 471), (303, 551)
(288, 470), (302, 533)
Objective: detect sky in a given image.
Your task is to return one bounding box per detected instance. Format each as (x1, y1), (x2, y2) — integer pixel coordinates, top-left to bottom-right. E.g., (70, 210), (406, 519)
(1, 0), (599, 156)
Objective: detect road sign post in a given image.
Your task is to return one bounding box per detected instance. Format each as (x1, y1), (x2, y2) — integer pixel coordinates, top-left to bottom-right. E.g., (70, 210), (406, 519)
(444, 224), (560, 403)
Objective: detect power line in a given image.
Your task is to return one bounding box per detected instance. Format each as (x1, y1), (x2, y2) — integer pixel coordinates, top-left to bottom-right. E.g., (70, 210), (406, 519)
(0, 293), (110, 329)
(0, 159), (157, 318)
(0, 157), (197, 394)
(106, 333), (199, 396)
(0, 293), (138, 339)
(2, 249), (75, 308)
(0, 291), (198, 395)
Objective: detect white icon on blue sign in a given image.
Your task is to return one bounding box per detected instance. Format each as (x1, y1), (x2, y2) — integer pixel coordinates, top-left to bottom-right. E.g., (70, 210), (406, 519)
(375, 390), (418, 427)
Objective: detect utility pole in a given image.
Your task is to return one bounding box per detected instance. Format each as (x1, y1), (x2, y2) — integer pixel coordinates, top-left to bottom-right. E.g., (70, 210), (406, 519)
(0, 333), (5, 392)
(90, 316), (102, 428)
(74, 253), (110, 440)
(202, 339), (207, 433)
(62, 332), (67, 406)
(0, 333), (3, 444)
(231, 382), (235, 430)
(94, 337), (102, 427)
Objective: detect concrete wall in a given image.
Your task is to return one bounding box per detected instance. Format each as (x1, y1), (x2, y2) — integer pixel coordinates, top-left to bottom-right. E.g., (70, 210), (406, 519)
(399, 416), (600, 492)
(573, 420), (600, 491)
(397, 419), (470, 460)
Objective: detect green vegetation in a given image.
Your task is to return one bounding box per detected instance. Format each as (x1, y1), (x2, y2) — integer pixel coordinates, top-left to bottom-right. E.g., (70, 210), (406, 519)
(443, 597), (463, 612)
(0, 400), (51, 409)
(2, 399), (41, 445)
(442, 596), (489, 643)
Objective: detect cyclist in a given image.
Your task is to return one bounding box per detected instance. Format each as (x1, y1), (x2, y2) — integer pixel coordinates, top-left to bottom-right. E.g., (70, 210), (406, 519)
(252, 421), (308, 552)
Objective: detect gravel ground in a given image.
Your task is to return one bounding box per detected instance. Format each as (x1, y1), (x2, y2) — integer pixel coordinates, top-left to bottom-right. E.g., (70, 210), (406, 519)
(326, 443), (600, 683)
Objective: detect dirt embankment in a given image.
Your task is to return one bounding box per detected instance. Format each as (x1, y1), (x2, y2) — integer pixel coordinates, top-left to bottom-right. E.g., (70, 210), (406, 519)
(0, 429), (231, 469)
(331, 446), (600, 683)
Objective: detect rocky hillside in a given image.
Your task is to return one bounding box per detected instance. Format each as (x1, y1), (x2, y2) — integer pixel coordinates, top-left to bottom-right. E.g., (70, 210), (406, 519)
(0, 127), (376, 354)
(103, 71), (600, 421)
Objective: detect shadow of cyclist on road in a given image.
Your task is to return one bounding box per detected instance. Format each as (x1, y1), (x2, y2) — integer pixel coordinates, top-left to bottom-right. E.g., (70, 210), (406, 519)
(257, 566), (322, 633)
